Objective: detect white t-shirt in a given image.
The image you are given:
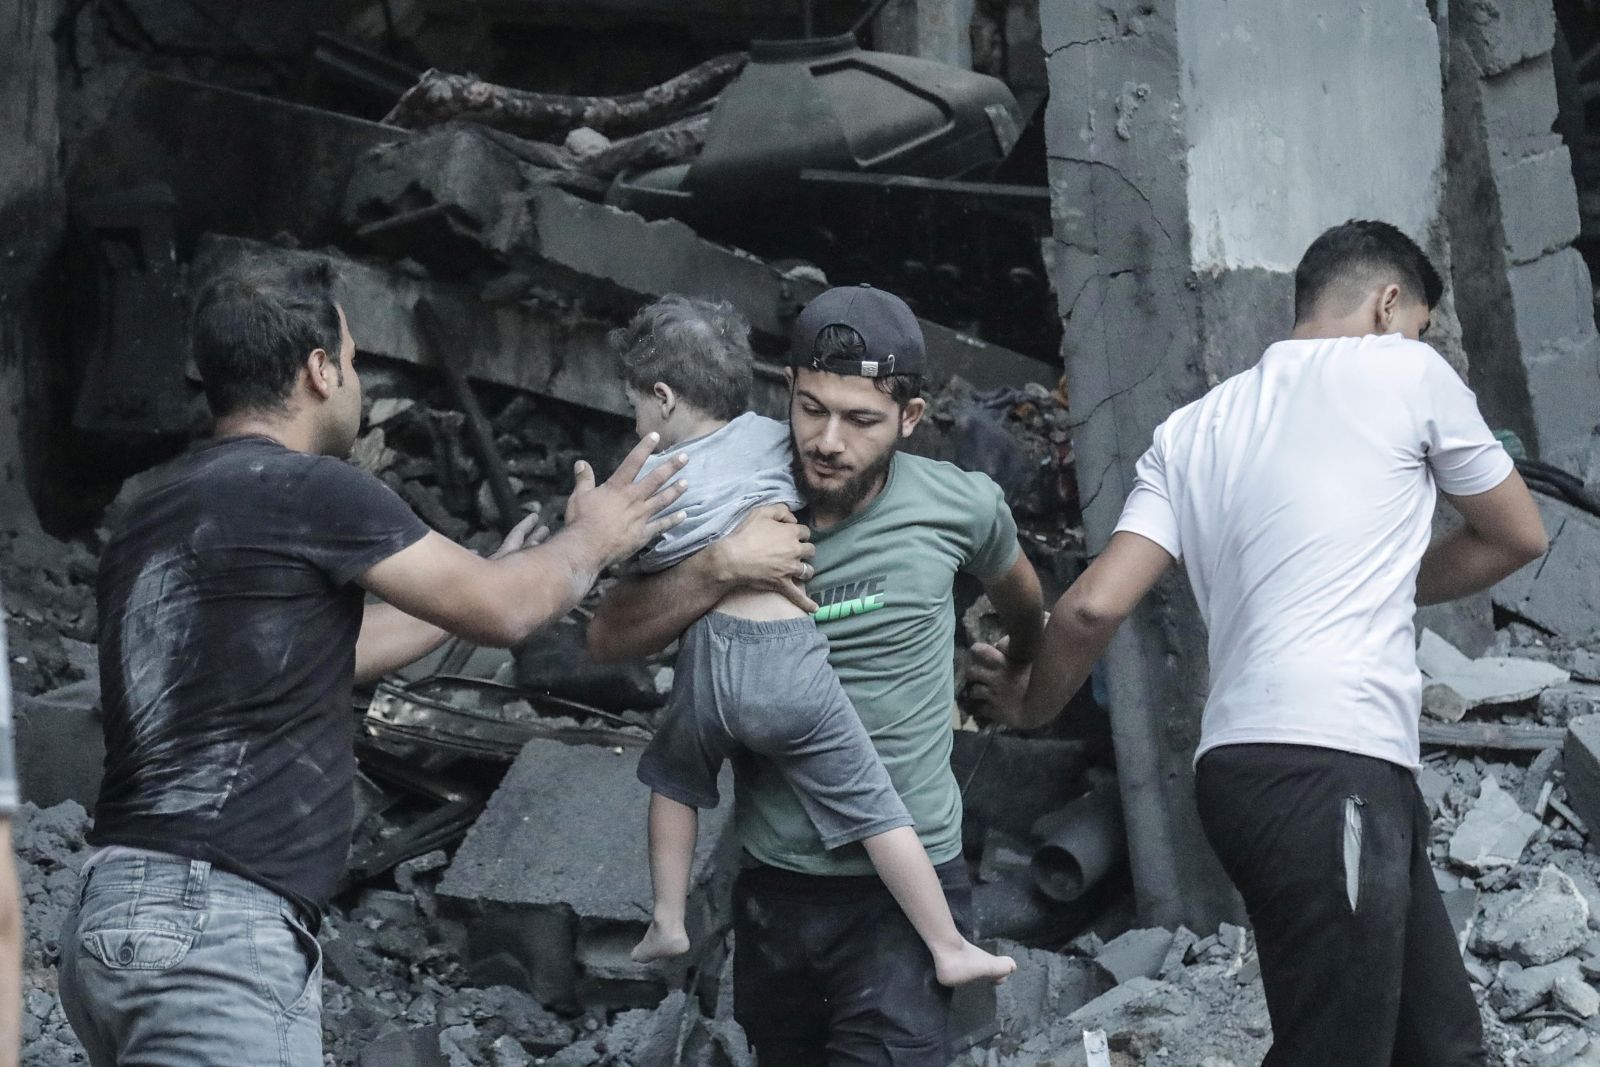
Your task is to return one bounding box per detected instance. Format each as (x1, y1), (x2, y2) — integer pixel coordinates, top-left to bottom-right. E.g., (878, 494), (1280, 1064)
(1113, 333), (1514, 771)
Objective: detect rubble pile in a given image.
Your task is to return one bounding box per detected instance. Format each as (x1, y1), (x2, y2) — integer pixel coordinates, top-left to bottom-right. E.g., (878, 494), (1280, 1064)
(0, 532), (98, 699)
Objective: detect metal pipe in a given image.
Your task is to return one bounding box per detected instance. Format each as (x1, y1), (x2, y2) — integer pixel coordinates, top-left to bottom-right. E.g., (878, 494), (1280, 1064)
(1029, 782), (1127, 904)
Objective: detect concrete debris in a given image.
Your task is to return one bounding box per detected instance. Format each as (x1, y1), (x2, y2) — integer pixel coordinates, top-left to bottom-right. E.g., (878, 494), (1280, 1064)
(1520, 1025), (1591, 1067)
(1451, 776), (1543, 871)
(1417, 629), (1569, 712)
(1492, 957), (1584, 1018)
(1542, 685), (1600, 726)
(438, 738), (735, 1012)
(1093, 927), (1175, 985)
(1475, 867), (1591, 966)
(1494, 498), (1600, 643)
(1563, 716), (1600, 836)
(1553, 973), (1600, 1019)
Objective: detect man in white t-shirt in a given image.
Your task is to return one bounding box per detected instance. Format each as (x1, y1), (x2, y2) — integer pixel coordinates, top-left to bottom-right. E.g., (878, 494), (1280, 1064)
(971, 220), (1549, 1066)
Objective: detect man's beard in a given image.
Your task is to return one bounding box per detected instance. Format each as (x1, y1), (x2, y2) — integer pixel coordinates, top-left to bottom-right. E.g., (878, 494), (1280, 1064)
(791, 436), (898, 516)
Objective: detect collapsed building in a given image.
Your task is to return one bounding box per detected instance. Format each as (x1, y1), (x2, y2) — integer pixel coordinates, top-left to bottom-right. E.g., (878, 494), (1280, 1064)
(6, 0), (1600, 1064)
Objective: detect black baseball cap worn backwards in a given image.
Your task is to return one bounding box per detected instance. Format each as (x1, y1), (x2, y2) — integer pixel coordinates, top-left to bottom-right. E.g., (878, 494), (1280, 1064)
(789, 284), (928, 378)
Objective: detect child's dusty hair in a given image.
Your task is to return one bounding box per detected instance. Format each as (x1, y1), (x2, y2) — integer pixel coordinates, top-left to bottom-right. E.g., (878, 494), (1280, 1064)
(611, 295), (753, 420)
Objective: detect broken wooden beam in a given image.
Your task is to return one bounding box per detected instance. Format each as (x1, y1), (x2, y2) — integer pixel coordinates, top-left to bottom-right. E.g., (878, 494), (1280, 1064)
(1419, 721), (1565, 752)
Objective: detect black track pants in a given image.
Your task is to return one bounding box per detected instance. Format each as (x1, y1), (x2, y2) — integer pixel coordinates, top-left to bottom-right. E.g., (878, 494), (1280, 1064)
(1195, 743), (1487, 1067)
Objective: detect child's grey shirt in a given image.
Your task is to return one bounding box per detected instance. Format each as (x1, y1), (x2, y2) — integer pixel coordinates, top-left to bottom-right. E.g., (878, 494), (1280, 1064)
(635, 412), (804, 574)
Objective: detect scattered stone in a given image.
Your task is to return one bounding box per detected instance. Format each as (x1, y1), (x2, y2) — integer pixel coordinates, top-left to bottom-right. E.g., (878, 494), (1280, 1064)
(1424, 682), (1470, 723)
(1450, 776), (1541, 871)
(1543, 685), (1600, 726)
(1094, 927), (1176, 985)
(1554, 975), (1600, 1019)
(1476, 867), (1591, 966)
(1521, 1024), (1591, 1066)
(1421, 763), (1454, 814)
(1159, 926), (1198, 979)
(1493, 957), (1583, 1018)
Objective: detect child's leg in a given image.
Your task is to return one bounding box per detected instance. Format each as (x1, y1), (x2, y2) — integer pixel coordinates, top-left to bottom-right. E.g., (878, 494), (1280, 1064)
(861, 826), (1017, 987)
(632, 792), (698, 962)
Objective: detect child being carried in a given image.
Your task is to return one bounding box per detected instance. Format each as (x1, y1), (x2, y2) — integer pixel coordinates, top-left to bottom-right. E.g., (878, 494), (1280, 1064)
(613, 296), (1014, 988)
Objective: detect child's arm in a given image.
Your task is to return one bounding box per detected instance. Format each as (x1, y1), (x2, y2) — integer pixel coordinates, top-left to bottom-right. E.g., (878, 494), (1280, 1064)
(970, 531), (1174, 730)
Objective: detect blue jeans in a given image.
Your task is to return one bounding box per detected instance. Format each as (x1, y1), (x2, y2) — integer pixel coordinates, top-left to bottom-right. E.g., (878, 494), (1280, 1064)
(57, 851), (324, 1067)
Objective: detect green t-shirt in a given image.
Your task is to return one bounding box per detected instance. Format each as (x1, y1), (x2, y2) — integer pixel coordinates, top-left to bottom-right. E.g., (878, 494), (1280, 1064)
(732, 453), (1021, 875)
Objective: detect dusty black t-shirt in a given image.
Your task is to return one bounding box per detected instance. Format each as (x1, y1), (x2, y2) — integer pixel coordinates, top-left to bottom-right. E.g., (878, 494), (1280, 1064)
(90, 435), (429, 914)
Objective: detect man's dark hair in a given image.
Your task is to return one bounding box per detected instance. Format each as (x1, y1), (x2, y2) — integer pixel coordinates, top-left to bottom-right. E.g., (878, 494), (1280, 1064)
(612, 295), (752, 421)
(1293, 220), (1443, 322)
(191, 258), (344, 419)
(810, 325), (923, 407)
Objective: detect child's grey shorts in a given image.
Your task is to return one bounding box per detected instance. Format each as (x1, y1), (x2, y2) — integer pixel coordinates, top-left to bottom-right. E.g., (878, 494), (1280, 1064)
(637, 612), (913, 850)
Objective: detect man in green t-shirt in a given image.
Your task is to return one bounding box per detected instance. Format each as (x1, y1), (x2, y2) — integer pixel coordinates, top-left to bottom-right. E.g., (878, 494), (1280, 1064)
(590, 286), (1043, 1065)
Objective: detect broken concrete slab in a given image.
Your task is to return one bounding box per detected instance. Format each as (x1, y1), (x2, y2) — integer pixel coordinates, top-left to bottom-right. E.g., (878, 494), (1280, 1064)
(1474, 867), (1591, 966)
(952, 939), (1114, 1050)
(193, 234), (790, 420)
(1495, 497), (1600, 642)
(501, 186), (1055, 392)
(439, 738), (735, 1012)
(1417, 629), (1569, 710)
(194, 234), (629, 419)
(1449, 776), (1540, 871)
(340, 131), (1052, 394)
(14, 680), (104, 809)
(1094, 927), (1175, 985)
(1564, 716), (1600, 835)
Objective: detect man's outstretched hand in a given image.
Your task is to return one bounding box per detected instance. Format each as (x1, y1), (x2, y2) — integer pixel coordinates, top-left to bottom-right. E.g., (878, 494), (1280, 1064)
(564, 433), (689, 570)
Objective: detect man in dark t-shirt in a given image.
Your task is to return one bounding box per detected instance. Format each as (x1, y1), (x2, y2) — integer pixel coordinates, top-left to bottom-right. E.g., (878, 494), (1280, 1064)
(56, 254), (690, 1067)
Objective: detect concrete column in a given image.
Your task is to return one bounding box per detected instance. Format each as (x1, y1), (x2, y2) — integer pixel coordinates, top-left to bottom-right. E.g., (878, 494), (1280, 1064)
(0, 0), (63, 534)
(1043, 0), (1450, 929)
(872, 0), (975, 69)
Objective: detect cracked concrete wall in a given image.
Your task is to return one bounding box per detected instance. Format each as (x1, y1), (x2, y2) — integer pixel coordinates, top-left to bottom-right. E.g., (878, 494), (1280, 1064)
(1444, 0), (1600, 478)
(1044, 0), (1237, 932)
(1045, 0), (1451, 929)
(0, 0), (61, 534)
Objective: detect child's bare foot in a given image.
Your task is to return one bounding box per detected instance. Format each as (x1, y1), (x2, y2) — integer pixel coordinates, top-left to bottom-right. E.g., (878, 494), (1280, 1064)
(631, 920), (690, 963)
(933, 940), (1016, 987)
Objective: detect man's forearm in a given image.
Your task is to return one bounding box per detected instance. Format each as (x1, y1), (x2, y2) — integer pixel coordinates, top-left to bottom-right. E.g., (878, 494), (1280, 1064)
(1009, 607), (1117, 730)
(1415, 527), (1537, 606)
(589, 552), (731, 662)
(354, 602), (451, 684)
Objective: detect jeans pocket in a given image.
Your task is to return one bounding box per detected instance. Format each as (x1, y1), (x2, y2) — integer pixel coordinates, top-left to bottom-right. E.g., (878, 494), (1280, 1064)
(79, 926), (196, 971)
(77, 894), (201, 971)
(253, 911), (323, 1019)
